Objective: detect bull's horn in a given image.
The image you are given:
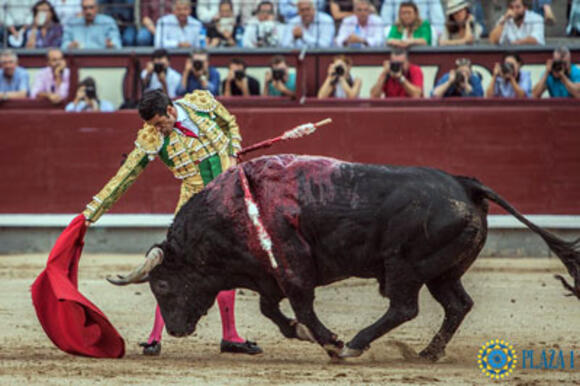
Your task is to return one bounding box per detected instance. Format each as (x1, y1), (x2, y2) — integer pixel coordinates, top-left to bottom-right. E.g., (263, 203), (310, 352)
(106, 247), (164, 286)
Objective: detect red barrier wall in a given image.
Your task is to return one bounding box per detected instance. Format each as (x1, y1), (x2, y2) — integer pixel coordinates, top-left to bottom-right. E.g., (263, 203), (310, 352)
(1, 100), (579, 215)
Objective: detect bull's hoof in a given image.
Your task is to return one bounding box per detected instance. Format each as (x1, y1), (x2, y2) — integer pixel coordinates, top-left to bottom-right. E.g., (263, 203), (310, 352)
(295, 322), (317, 343)
(339, 345), (364, 358)
(220, 340), (263, 355)
(323, 341), (344, 358)
(140, 341), (161, 356)
(418, 348), (444, 362)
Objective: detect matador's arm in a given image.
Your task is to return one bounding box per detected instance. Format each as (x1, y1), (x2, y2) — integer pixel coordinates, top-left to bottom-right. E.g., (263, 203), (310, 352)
(83, 125), (164, 223)
(213, 100), (242, 157)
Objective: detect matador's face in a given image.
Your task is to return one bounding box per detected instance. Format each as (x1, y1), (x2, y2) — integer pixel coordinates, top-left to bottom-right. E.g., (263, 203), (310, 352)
(147, 105), (178, 137)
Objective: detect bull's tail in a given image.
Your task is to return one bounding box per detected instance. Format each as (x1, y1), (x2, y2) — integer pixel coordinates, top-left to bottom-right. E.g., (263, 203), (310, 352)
(457, 176), (580, 300)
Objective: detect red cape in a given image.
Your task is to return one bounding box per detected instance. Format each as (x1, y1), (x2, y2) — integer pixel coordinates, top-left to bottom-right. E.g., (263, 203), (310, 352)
(31, 214), (125, 358)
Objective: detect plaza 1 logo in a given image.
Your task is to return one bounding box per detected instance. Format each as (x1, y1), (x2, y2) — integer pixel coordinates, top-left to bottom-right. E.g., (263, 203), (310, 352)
(477, 339), (577, 379)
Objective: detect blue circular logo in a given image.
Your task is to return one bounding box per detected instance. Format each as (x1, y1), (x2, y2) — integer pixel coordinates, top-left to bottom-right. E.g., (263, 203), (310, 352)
(477, 339), (517, 380)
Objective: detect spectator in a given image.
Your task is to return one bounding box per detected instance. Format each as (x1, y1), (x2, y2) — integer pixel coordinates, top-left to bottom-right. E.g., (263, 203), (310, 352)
(380, 0), (444, 35)
(1, 0), (36, 47)
(317, 55), (361, 99)
(279, 0), (325, 22)
(281, 0), (335, 48)
(370, 48), (422, 98)
(155, 0), (202, 48)
(531, 0), (555, 24)
(567, 0), (580, 36)
(207, 0), (240, 47)
(0, 50), (29, 99)
(128, 0), (172, 46)
(61, 0), (122, 49)
(532, 46), (580, 99)
(25, 0), (63, 48)
(264, 55), (296, 97)
(470, 0), (488, 37)
(329, 0), (353, 24)
(242, 1), (283, 48)
(386, 1), (432, 48)
(432, 58), (483, 98)
(31, 48), (69, 103)
(49, 0), (82, 25)
(486, 52), (531, 98)
(222, 58), (260, 96)
(439, 0), (482, 46)
(141, 49), (181, 99)
(177, 49), (220, 96)
(335, 0), (384, 48)
(65, 77), (115, 111)
(489, 0), (544, 45)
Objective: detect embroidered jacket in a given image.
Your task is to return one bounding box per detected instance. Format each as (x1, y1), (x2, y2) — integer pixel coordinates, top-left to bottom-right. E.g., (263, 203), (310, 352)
(83, 90), (242, 222)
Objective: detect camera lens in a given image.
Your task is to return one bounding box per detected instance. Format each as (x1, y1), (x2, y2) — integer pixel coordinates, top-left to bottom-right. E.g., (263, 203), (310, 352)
(193, 60), (203, 71)
(500, 63), (513, 75)
(390, 62), (402, 73)
(234, 70), (245, 80)
(272, 69), (285, 81)
(154, 63), (165, 73)
(552, 60), (563, 72)
(334, 65), (345, 76)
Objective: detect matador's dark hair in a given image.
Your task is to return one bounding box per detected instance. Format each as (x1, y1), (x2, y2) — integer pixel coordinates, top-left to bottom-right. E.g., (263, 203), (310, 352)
(138, 89), (173, 121)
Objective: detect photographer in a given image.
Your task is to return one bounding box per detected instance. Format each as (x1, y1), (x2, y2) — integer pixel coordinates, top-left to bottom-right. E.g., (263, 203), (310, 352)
(141, 49), (181, 99)
(222, 58), (260, 97)
(31, 48), (69, 104)
(242, 1), (282, 48)
(370, 48), (422, 98)
(178, 49), (220, 96)
(65, 77), (115, 112)
(431, 58), (483, 98)
(532, 46), (580, 99)
(317, 55), (361, 99)
(486, 52), (531, 98)
(264, 55), (296, 97)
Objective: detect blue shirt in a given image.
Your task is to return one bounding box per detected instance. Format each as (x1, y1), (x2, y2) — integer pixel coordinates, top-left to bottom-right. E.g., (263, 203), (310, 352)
(432, 72), (484, 97)
(177, 66), (220, 96)
(545, 64), (580, 98)
(154, 14), (202, 48)
(278, 0), (326, 22)
(0, 67), (29, 94)
(268, 72), (296, 96)
(61, 14), (122, 49)
(281, 12), (335, 48)
(493, 70), (532, 98)
(141, 67), (182, 99)
(65, 99), (115, 112)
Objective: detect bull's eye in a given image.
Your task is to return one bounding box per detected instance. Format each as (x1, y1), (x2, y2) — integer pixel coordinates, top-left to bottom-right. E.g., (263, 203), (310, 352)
(154, 280), (170, 295)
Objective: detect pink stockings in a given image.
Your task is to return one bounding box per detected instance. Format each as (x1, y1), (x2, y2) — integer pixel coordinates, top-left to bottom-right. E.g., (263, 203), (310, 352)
(147, 289), (244, 344)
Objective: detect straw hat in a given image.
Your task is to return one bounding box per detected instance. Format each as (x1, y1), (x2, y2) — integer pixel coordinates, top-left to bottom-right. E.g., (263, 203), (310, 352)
(446, 0), (470, 15)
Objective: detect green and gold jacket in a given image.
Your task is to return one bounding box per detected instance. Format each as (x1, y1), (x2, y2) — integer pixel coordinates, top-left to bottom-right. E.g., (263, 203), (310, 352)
(83, 90), (242, 222)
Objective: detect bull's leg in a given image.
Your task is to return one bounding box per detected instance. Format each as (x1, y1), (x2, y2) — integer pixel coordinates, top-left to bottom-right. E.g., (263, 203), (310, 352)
(419, 279), (473, 362)
(259, 296), (297, 339)
(342, 281), (421, 357)
(286, 288), (344, 357)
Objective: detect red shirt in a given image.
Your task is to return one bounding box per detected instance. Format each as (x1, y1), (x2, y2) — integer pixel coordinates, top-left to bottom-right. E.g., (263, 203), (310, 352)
(382, 64), (423, 98)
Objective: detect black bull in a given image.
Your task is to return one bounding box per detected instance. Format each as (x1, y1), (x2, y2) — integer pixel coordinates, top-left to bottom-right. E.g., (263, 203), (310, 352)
(131, 155), (580, 360)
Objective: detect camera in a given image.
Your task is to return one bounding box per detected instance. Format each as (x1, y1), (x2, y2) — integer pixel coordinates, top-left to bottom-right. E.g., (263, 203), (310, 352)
(390, 61), (402, 73)
(153, 63), (166, 73)
(193, 60), (204, 71)
(500, 62), (514, 76)
(333, 65), (345, 77)
(85, 85), (96, 99)
(454, 72), (466, 87)
(234, 70), (245, 80)
(272, 68), (285, 81)
(552, 60), (564, 73)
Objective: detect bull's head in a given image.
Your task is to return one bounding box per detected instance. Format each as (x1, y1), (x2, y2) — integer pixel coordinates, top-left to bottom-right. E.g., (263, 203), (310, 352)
(107, 243), (220, 337)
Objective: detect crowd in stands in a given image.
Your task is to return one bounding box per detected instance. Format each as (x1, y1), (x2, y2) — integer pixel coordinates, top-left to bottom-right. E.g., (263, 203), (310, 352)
(0, 0), (579, 49)
(1, 0), (579, 108)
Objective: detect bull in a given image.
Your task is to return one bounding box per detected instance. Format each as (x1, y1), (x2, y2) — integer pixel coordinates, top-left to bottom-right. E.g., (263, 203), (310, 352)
(109, 154), (580, 360)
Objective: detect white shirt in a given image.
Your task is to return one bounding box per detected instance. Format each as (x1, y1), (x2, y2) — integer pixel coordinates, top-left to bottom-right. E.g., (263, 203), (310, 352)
(281, 12), (335, 48)
(242, 18), (283, 48)
(499, 10), (545, 45)
(140, 67), (182, 99)
(335, 14), (384, 47)
(154, 14), (202, 48)
(49, 0), (82, 25)
(0, 0), (35, 27)
(174, 103), (199, 136)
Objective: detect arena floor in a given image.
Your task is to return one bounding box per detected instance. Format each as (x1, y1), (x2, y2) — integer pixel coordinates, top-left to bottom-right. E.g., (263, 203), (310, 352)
(1, 254), (579, 385)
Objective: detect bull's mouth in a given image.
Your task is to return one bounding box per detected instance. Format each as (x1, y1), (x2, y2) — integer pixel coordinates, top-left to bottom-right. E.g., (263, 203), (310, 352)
(167, 321), (197, 338)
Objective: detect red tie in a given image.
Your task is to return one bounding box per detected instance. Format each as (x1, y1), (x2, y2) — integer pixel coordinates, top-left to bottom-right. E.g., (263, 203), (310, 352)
(174, 121), (198, 138)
